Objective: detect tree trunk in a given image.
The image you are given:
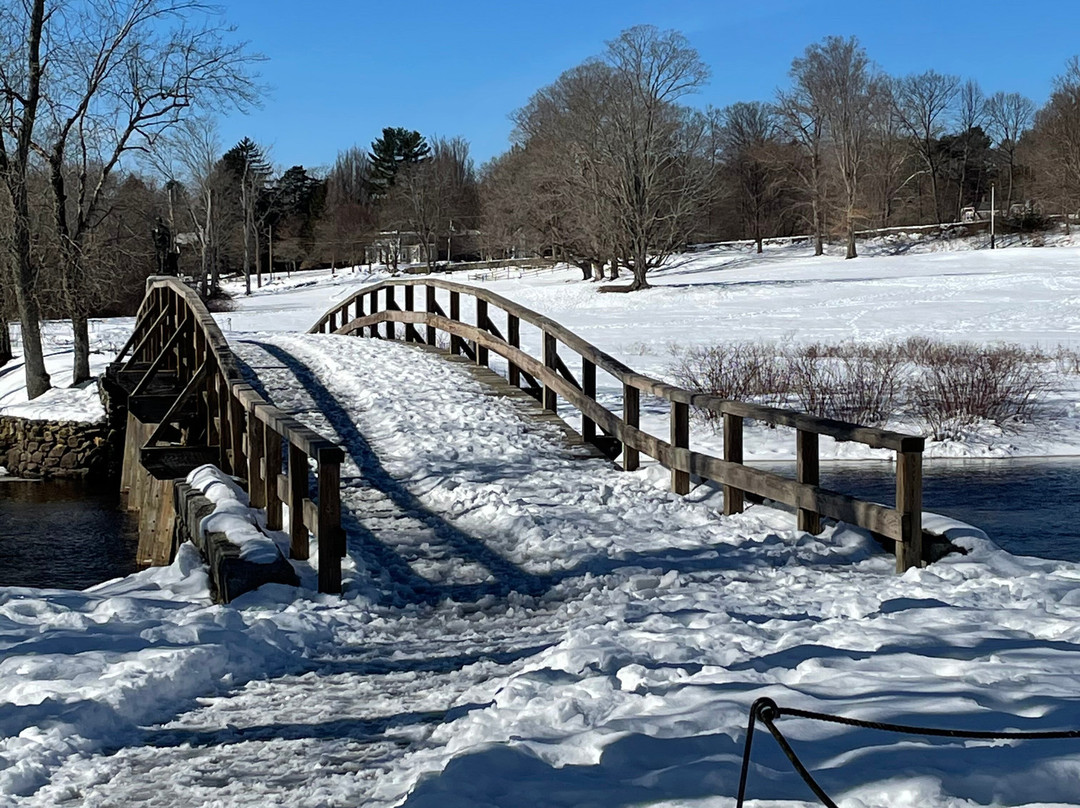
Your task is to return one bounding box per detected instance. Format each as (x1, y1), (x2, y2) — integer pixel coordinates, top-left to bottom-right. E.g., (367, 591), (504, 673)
(0, 320), (11, 366)
(71, 312), (90, 385)
(845, 216), (857, 259)
(255, 224), (262, 289)
(608, 256), (620, 281)
(629, 251), (650, 289)
(592, 261), (604, 281)
(10, 275), (50, 399)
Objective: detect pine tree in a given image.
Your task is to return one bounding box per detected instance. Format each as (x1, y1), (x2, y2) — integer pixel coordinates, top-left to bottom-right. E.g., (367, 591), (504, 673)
(220, 138), (272, 293)
(368, 127), (430, 196)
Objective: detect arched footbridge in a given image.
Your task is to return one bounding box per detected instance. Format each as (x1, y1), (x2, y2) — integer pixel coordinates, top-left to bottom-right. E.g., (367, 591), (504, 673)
(105, 276), (925, 599)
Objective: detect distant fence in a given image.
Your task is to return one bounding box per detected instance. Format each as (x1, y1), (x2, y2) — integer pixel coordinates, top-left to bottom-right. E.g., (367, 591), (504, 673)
(311, 279), (926, 572)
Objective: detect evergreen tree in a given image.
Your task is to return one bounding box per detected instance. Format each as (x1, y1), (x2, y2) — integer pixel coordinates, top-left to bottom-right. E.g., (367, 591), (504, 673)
(368, 127), (430, 196)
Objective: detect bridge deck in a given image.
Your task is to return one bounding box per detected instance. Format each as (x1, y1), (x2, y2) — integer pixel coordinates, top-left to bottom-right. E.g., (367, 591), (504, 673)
(232, 333), (611, 604)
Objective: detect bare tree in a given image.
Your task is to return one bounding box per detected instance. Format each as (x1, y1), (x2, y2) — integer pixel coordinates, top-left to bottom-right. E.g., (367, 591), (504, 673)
(719, 102), (783, 253)
(792, 36), (881, 259)
(1, 0), (257, 390)
(776, 70), (828, 254)
(893, 70), (960, 223)
(152, 117), (225, 296)
(0, 0), (51, 397)
(1026, 59), (1080, 223)
(601, 26), (712, 288)
(953, 79), (986, 219)
(320, 145), (376, 268)
(986, 90), (1035, 209)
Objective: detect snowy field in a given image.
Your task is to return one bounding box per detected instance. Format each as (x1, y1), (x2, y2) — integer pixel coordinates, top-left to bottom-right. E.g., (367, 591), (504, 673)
(2, 239), (1080, 806)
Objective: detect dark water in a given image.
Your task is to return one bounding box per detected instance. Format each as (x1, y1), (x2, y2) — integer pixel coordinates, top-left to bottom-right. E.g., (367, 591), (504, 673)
(0, 479), (140, 589)
(761, 458), (1080, 563)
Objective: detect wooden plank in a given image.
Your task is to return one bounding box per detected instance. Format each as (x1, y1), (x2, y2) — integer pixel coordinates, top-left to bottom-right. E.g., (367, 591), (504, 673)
(131, 319), (188, 397)
(723, 413), (744, 515)
(582, 359), (596, 445)
(247, 401), (265, 509)
(318, 459), (343, 594)
(475, 298), (489, 366)
(264, 424), (283, 531)
(671, 400), (690, 495)
(449, 291), (462, 356)
(623, 383), (639, 471)
(688, 452), (902, 538)
(542, 332), (558, 412)
(425, 285), (437, 345)
(797, 430), (821, 534)
(383, 286), (396, 340)
(139, 446), (219, 480)
(507, 313), (521, 387)
(895, 451), (924, 572)
(289, 443), (309, 560)
(144, 362), (210, 449)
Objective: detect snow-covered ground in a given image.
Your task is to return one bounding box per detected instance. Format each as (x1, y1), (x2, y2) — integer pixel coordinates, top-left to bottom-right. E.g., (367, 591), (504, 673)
(3, 239), (1080, 806)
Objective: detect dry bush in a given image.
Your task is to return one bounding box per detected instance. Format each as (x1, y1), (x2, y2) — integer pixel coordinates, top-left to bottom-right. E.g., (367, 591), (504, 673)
(670, 338), (1052, 438)
(669, 343), (789, 422)
(784, 346), (904, 425)
(912, 343), (1050, 439)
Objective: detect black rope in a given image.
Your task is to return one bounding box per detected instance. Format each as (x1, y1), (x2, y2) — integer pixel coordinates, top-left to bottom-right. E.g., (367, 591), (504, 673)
(736, 697), (1080, 808)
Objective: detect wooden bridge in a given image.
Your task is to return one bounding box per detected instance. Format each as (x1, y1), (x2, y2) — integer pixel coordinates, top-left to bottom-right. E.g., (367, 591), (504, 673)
(107, 275), (926, 599)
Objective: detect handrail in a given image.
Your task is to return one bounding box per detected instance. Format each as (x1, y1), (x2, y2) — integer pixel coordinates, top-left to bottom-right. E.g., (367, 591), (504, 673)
(310, 278), (926, 572)
(117, 276), (344, 594)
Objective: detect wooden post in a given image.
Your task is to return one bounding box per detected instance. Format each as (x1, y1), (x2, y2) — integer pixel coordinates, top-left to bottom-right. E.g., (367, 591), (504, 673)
(289, 443), (309, 560)
(328, 309), (337, 333)
(216, 373), (230, 472)
(475, 299), (489, 366)
(895, 450), (924, 572)
(404, 285), (415, 343)
(264, 423), (282, 531)
(425, 285), (437, 346)
(796, 429), (821, 534)
(723, 413), (744, 515)
(230, 393), (246, 481)
(450, 291), (462, 356)
(671, 400), (690, 495)
(622, 383), (639, 471)
(317, 451), (342, 594)
(507, 314), (520, 387)
(582, 358), (596, 444)
(542, 331), (558, 412)
(247, 405), (265, 509)
(367, 290), (378, 337)
(384, 286), (396, 340)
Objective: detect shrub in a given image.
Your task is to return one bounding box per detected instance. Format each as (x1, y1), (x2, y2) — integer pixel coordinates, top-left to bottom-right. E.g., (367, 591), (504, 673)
(669, 338), (1052, 440)
(912, 343), (1049, 440)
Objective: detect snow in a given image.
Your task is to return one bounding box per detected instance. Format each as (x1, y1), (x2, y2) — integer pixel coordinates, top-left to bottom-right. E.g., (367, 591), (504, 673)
(185, 465), (283, 564)
(2, 240), (1080, 805)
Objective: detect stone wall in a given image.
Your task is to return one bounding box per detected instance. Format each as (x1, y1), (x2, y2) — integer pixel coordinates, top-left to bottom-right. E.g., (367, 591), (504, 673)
(0, 416), (110, 479)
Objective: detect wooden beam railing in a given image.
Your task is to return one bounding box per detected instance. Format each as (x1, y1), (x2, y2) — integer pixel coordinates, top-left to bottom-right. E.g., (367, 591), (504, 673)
(114, 277), (345, 594)
(310, 279), (926, 572)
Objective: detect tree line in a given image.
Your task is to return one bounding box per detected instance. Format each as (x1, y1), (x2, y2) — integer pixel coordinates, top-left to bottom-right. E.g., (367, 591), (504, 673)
(6, 15), (1080, 400)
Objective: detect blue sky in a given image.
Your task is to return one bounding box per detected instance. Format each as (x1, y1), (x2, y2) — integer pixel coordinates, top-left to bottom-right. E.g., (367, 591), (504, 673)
(215, 0), (1080, 173)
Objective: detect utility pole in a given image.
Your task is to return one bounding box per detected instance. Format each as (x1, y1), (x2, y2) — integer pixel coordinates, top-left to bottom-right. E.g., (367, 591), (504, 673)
(990, 183), (996, 249)
(268, 223), (274, 281)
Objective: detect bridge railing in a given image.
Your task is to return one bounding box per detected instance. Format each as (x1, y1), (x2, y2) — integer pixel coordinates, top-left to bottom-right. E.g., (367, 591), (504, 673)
(310, 278), (926, 572)
(112, 277), (344, 593)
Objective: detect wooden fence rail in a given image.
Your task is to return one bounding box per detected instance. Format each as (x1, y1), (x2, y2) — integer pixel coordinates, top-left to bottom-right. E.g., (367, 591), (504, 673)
(310, 278), (926, 572)
(110, 277), (344, 593)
